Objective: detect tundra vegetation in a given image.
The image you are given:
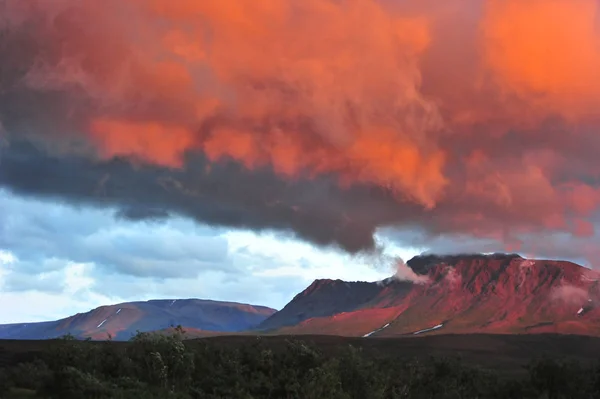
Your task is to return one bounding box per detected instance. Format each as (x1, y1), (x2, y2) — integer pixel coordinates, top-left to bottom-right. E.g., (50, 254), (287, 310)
(0, 328), (598, 398)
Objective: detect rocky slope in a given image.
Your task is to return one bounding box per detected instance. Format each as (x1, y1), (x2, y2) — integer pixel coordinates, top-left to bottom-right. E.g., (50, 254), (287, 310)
(257, 253), (600, 337)
(0, 299), (276, 340)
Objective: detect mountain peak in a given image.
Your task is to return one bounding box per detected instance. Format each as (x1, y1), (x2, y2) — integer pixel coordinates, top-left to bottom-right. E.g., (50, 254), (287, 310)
(406, 253), (524, 275)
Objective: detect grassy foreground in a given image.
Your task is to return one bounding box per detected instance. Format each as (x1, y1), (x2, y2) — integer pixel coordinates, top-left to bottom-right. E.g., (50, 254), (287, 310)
(0, 329), (600, 398)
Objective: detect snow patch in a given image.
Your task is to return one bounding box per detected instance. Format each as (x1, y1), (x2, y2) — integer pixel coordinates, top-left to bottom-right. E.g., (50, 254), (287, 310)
(170, 300), (177, 306)
(363, 323), (391, 337)
(413, 324), (444, 335)
(116, 308), (121, 314)
(97, 319), (108, 328)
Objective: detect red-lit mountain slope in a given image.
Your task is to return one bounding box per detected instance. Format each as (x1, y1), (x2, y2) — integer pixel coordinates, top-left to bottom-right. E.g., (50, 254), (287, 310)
(0, 299), (276, 341)
(256, 254), (600, 337)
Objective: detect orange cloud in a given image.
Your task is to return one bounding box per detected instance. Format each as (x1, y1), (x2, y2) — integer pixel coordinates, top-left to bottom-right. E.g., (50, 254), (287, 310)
(4, 0), (600, 258)
(81, 0), (446, 206)
(202, 126), (447, 207)
(90, 119), (194, 167)
(482, 0), (600, 121)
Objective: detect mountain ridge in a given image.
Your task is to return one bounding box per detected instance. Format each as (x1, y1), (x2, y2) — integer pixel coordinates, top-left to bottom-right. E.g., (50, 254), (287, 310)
(3, 253), (600, 340)
(0, 298), (277, 341)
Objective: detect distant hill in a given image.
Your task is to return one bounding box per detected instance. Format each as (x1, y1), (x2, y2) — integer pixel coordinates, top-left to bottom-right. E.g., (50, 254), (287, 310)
(256, 253), (600, 337)
(0, 299), (276, 341)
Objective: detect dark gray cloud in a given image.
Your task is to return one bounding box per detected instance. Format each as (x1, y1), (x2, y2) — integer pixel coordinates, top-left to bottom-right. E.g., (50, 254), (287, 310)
(379, 227), (595, 268)
(0, 139), (408, 253)
(114, 206), (170, 222)
(3, 137), (600, 268)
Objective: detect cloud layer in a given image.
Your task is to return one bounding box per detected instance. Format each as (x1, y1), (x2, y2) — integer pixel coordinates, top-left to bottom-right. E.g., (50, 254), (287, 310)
(1, 0), (600, 262)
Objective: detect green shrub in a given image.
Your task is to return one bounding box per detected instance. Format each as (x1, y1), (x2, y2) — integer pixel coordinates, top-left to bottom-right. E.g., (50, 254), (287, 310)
(40, 366), (112, 399)
(0, 368), (13, 395)
(528, 357), (590, 399)
(127, 331), (194, 390)
(8, 358), (52, 391)
(300, 358), (349, 399)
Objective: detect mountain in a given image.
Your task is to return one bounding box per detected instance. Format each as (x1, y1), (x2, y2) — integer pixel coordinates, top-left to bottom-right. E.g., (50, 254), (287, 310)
(256, 253), (600, 337)
(4, 253), (598, 341)
(0, 299), (276, 341)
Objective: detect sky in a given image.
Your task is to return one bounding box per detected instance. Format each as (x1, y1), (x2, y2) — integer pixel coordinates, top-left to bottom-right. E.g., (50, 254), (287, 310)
(1, 0), (600, 323)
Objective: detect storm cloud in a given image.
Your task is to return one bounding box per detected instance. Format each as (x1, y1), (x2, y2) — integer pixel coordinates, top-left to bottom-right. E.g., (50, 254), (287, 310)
(1, 0), (600, 265)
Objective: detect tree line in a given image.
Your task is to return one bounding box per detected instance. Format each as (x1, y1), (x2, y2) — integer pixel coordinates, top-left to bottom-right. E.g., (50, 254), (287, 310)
(0, 327), (599, 398)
